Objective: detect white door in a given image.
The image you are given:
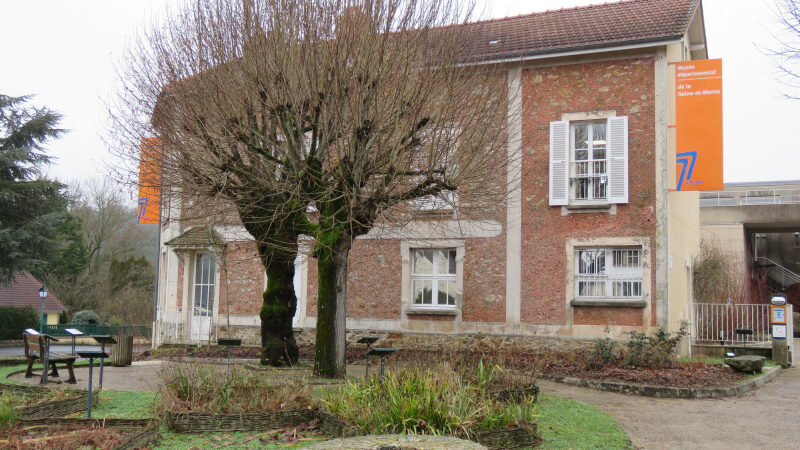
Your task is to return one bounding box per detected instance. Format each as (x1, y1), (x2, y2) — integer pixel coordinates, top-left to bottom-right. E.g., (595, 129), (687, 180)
(190, 253), (215, 342)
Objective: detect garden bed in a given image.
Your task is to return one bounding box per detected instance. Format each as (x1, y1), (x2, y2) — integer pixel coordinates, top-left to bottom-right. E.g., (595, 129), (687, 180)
(537, 359), (747, 389)
(0, 423), (156, 449)
(0, 383), (96, 419)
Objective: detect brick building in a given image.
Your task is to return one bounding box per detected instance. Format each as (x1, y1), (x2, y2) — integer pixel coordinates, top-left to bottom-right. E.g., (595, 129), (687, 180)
(154, 0), (706, 352)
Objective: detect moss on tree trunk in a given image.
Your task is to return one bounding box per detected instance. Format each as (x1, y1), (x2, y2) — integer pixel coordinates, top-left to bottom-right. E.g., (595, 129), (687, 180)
(260, 259), (299, 366)
(314, 238), (349, 378)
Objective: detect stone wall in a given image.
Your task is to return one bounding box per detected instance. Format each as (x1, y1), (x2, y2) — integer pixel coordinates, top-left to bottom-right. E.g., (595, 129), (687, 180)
(202, 325), (595, 355)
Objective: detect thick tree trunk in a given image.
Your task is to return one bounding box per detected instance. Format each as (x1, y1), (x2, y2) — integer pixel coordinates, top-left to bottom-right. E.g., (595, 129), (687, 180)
(314, 239), (350, 378)
(260, 258), (299, 366)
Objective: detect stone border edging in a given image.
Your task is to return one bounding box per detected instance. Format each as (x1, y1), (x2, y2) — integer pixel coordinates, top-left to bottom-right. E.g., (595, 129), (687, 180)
(537, 366), (782, 398)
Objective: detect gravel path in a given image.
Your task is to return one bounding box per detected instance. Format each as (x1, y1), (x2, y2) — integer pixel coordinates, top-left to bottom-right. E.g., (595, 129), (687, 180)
(538, 364), (800, 449)
(9, 360), (166, 391)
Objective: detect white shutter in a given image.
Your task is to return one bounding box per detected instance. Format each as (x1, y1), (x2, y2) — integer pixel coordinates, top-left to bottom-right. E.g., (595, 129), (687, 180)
(607, 116), (628, 204)
(549, 121), (570, 206)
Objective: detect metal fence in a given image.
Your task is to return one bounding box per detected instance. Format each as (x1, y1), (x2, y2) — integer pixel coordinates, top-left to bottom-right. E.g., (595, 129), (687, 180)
(690, 303), (771, 345)
(700, 188), (800, 207)
(42, 324), (152, 338)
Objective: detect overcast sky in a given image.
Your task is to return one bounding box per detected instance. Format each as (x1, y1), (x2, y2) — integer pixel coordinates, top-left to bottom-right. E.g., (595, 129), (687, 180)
(1, 0), (798, 191)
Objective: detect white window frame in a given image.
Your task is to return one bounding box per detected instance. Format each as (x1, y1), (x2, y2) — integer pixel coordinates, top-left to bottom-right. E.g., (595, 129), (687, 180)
(401, 240), (464, 316)
(570, 121), (608, 203)
(411, 248), (458, 307)
(193, 253), (216, 317)
(574, 247), (643, 300)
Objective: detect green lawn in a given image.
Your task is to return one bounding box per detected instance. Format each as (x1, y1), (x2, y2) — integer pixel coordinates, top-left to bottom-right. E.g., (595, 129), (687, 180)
(85, 390), (157, 419)
(536, 393), (632, 449)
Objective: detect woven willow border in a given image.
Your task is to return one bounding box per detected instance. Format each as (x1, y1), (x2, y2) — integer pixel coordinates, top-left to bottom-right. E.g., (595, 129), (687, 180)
(15, 392), (98, 419)
(166, 409), (317, 433)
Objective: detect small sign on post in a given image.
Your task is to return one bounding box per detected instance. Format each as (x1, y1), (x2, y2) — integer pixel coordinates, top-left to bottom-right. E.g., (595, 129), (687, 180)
(771, 295), (790, 367)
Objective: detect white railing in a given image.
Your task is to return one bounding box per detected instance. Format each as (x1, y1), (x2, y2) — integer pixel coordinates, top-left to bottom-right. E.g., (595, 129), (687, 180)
(700, 188), (800, 207)
(691, 303), (771, 345)
(153, 308), (184, 347)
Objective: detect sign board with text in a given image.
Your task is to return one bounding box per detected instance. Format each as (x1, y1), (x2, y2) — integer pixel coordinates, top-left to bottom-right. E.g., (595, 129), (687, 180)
(675, 59), (723, 191)
(771, 305), (787, 324)
(137, 138), (162, 224)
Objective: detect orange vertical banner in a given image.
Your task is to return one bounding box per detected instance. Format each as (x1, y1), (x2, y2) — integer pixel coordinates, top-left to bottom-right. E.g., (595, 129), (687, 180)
(137, 137), (162, 224)
(675, 59), (724, 191)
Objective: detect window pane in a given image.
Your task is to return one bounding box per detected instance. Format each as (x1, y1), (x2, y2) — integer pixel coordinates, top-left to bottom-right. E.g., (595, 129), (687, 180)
(592, 123), (607, 153)
(575, 149), (588, 161)
(438, 249), (456, 275)
(413, 280), (432, 304)
(578, 250), (605, 274)
(574, 124), (588, 150)
(613, 281), (641, 297)
(447, 280), (456, 305)
(579, 281), (605, 297)
(413, 250), (433, 274)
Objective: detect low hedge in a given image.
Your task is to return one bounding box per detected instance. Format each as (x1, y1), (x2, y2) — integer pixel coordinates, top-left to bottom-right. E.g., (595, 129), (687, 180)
(0, 306), (39, 340)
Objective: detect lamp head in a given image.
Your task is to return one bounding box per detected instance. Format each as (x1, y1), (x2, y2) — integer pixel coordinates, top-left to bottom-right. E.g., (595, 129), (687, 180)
(38, 286), (47, 298)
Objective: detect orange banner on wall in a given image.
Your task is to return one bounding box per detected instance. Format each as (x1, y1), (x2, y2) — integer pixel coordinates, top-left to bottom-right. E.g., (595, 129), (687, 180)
(675, 59), (723, 191)
(137, 137), (162, 224)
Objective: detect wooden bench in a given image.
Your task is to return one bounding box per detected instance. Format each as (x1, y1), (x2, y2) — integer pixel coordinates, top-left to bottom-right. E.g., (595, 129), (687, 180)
(23, 332), (77, 384)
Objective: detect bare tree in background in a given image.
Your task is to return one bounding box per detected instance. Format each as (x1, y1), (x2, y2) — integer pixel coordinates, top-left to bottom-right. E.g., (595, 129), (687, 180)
(774, 0), (800, 98)
(112, 0), (515, 377)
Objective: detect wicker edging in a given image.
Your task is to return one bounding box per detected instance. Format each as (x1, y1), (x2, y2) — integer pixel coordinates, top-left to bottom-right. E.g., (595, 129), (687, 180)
(114, 424), (161, 450)
(166, 408), (317, 433)
(17, 417), (152, 427)
(488, 386), (539, 403)
(473, 425), (542, 450)
(15, 392), (99, 419)
(537, 365), (783, 399)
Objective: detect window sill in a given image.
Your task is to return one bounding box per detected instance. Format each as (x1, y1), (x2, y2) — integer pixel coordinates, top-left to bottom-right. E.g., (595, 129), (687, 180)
(562, 203), (616, 215)
(570, 299), (646, 308)
(406, 306), (458, 316)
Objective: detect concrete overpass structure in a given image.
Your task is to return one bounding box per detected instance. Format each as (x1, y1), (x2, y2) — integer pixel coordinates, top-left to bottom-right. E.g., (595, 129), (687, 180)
(700, 181), (800, 303)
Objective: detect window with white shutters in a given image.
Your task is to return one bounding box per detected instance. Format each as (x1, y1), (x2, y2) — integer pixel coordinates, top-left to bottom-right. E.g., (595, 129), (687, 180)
(550, 116), (628, 206)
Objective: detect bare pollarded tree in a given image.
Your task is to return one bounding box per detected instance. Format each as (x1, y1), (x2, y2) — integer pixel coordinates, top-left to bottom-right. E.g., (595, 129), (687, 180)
(774, 0), (800, 98)
(112, 0), (516, 377)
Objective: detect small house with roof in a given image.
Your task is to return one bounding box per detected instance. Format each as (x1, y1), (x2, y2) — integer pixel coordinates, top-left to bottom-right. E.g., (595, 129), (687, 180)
(0, 272), (66, 326)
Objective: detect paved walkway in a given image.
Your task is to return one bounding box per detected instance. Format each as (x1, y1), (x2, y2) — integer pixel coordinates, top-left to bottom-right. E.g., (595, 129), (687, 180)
(539, 365), (800, 449)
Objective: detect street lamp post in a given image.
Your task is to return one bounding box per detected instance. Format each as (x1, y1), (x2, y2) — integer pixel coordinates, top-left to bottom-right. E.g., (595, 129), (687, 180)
(38, 286), (48, 333)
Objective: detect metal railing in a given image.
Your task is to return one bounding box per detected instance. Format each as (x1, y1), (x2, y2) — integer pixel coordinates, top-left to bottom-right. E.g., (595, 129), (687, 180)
(690, 303), (771, 345)
(41, 324), (152, 338)
(700, 188), (800, 207)
(755, 257), (800, 287)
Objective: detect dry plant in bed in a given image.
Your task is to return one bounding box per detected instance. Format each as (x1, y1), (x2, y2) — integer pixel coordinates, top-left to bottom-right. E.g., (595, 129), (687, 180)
(1, 387), (81, 408)
(159, 364), (312, 414)
(319, 364), (538, 443)
(0, 424), (141, 449)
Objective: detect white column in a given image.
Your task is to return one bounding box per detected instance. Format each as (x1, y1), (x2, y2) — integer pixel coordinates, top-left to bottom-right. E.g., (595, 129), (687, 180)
(506, 65), (523, 326)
